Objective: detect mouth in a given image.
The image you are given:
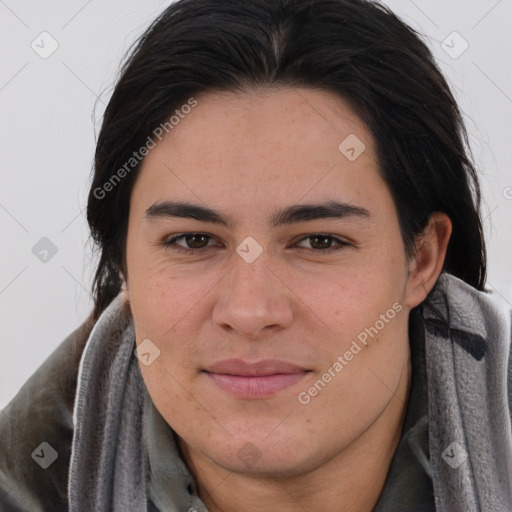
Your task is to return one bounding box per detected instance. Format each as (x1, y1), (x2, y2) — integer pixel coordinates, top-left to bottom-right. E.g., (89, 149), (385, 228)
(203, 359), (311, 398)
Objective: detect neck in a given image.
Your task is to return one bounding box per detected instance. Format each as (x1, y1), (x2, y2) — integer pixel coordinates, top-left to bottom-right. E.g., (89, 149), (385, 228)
(180, 360), (412, 512)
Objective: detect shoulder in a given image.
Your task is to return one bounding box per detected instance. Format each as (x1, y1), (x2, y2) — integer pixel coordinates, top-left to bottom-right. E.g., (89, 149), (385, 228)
(425, 273), (512, 439)
(0, 314), (95, 512)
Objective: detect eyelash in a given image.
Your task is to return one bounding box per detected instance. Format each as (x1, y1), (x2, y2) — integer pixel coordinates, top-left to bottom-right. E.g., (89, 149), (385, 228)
(160, 233), (350, 255)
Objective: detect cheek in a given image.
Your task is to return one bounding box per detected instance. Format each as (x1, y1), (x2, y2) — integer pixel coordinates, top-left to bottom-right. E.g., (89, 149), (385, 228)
(131, 270), (210, 425)
(127, 247), (407, 354)
(139, 358), (206, 438)
(290, 263), (410, 403)
(287, 261), (406, 343)
(128, 257), (204, 331)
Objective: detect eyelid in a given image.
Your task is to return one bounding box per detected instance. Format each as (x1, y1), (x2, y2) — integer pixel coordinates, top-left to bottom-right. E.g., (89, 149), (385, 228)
(161, 232), (219, 251)
(293, 233), (351, 247)
(160, 232), (351, 254)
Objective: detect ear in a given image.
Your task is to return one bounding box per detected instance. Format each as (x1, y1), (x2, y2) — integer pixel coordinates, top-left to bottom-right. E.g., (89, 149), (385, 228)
(120, 275), (131, 307)
(404, 212), (452, 309)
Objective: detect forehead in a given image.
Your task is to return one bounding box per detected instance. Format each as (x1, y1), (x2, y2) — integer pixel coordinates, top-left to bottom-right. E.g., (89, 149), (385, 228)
(147, 86), (375, 164)
(131, 87), (388, 220)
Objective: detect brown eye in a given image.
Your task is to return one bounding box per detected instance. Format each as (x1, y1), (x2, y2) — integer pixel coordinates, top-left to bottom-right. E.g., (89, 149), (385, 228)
(295, 234), (349, 253)
(182, 234), (210, 248)
(162, 233), (216, 253)
(160, 233), (349, 256)
(308, 235), (334, 250)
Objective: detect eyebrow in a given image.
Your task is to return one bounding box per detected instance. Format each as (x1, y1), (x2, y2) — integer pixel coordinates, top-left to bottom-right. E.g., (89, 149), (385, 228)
(145, 200), (370, 229)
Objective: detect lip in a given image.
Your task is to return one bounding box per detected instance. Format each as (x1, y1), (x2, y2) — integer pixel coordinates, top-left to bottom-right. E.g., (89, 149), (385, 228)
(206, 358), (308, 376)
(204, 359), (310, 398)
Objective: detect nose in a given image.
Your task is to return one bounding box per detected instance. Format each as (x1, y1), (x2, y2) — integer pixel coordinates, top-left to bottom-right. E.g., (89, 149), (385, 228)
(212, 252), (294, 339)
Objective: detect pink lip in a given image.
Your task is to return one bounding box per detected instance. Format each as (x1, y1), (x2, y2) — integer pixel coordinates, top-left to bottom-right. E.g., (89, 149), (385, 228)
(204, 359), (310, 398)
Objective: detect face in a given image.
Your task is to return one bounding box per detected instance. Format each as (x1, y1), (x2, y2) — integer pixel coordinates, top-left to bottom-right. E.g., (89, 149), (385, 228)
(125, 87), (425, 477)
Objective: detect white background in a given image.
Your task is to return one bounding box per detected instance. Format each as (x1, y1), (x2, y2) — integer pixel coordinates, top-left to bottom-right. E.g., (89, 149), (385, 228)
(1, 0), (511, 408)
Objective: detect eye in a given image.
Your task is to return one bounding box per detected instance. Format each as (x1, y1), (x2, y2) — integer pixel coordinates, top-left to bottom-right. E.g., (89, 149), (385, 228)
(160, 232), (350, 255)
(294, 234), (350, 253)
(161, 233), (218, 254)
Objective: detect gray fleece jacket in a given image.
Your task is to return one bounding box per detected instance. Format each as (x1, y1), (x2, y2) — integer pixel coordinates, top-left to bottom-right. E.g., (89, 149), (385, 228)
(1, 272), (511, 511)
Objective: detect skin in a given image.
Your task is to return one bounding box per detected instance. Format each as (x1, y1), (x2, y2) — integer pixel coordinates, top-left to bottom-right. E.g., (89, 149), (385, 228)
(124, 87), (452, 512)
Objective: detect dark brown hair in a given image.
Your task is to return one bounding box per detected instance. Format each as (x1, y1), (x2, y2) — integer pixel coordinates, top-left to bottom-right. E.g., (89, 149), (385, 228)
(87, 0), (486, 321)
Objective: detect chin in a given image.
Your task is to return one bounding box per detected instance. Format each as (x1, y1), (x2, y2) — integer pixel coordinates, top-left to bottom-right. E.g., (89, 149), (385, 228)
(213, 445), (316, 478)
(192, 424), (329, 478)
